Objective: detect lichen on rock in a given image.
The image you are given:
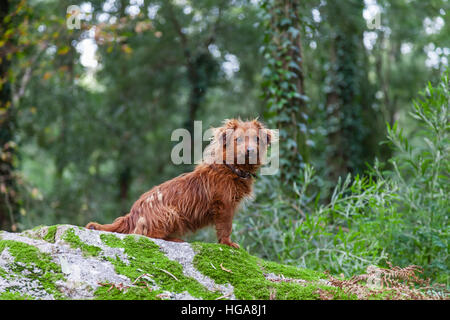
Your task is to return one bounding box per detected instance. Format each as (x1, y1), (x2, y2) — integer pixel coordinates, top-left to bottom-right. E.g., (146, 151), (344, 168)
(0, 224), (401, 300)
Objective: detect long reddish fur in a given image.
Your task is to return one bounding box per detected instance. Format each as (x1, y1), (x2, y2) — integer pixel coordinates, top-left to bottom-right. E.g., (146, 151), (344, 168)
(85, 119), (274, 248)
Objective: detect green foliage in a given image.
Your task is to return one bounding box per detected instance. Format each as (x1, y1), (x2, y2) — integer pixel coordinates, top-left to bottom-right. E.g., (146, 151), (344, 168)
(238, 71), (449, 287)
(2, 0), (449, 295)
(238, 165), (399, 277)
(13, 0), (264, 230)
(384, 71), (449, 284)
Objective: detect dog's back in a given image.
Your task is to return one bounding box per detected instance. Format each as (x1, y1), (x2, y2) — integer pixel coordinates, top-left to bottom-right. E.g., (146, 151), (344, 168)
(86, 118), (275, 247)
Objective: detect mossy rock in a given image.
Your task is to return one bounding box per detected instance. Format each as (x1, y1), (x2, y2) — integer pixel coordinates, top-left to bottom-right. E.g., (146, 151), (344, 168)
(0, 224), (363, 300)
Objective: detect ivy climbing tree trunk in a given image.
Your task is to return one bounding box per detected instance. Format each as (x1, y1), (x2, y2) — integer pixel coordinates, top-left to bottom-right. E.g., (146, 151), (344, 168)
(326, 31), (361, 182)
(323, 1), (374, 183)
(262, 0), (310, 183)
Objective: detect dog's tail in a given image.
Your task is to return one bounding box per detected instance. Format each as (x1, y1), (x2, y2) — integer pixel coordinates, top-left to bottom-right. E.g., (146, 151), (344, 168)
(86, 213), (135, 234)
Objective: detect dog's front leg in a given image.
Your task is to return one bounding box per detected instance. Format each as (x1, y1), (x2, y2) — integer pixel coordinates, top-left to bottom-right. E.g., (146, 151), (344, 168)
(214, 204), (240, 249)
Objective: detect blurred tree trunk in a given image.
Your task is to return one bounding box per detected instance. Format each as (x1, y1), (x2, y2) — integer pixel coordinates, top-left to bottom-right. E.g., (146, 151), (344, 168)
(186, 54), (209, 136)
(118, 165), (131, 203)
(324, 1), (374, 183)
(326, 32), (358, 182)
(281, 0), (309, 165)
(166, 1), (220, 137)
(116, 0), (133, 213)
(372, 30), (395, 163)
(0, 0), (18, 231)
(326, 35), (347, 183)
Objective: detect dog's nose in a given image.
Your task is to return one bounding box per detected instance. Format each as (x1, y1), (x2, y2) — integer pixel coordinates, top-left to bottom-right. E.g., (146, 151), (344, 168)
(246, 146), (255, 154)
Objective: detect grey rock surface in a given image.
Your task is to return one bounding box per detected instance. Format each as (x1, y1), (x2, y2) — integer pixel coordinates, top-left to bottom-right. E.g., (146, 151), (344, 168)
(0, 224), (233, 300)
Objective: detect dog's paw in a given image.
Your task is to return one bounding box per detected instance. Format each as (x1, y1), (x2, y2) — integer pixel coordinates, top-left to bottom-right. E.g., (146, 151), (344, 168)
(220, 239), (240, 249)
(229, 242), (240, 249)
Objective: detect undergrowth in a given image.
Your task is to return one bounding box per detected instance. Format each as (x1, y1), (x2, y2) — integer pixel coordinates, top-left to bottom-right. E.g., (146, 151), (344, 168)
(326, 262), (448, 300)
(235, 70), (449, 290)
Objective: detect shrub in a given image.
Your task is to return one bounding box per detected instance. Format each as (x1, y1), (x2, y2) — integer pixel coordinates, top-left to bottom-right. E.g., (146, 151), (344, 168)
(237, 71), (449, 287)
(383, 71), (449, 285)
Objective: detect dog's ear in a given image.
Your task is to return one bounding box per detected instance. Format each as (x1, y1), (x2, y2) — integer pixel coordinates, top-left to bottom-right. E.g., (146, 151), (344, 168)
(224, 118), (240, 130)
(251, 118), (262, 129)
(252, 120), (276, 146)
(214, 126), (233, 147)
(215, 119), (239, 146)
(264, 128), (278, 146)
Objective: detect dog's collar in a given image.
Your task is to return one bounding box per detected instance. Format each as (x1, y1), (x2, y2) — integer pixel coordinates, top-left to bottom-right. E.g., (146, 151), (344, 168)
(224, 164), (257, 180)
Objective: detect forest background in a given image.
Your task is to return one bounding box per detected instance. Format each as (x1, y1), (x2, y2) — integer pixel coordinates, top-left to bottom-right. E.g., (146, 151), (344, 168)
(0, 0), (448, 287)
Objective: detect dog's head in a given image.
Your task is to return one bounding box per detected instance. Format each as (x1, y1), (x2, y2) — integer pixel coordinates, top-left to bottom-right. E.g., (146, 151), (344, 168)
(204, 118), (277, 167)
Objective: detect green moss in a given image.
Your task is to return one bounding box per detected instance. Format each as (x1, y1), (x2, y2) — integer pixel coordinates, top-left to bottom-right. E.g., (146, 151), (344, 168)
(193, 243), (271, 299)
(272, 282), (319, 300)
(275, 282), (356, 300)
(100, 233), (124, 248)
(0, 240), (65, 299)
(0, 266), (7, 279)
(24, 225), (63, 243)
(62, 229), (101, 257)
(0, 291), (35, 300)
(97, 234), (221, 300)
(94, 283), (163, 300)
(30, 225), (45, 232)
(192, 242), (354, 300)
(43, 226), (57, 243)
(193, 243), (265, 283)
(260, 260), (326, 281)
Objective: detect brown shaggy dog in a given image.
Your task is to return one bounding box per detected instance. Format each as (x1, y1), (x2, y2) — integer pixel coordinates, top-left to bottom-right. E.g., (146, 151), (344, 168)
(85, 119), (276, 248)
